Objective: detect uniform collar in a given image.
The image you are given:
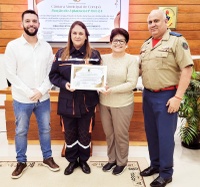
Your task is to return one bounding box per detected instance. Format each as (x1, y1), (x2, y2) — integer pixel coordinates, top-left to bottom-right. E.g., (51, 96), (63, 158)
(148, 29), (171, 48)
(70, 44), (86, 55)
(161, 29), (172, 41)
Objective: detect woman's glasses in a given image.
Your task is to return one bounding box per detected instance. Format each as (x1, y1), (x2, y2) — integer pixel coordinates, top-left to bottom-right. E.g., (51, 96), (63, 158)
(112, 39), (126, 45)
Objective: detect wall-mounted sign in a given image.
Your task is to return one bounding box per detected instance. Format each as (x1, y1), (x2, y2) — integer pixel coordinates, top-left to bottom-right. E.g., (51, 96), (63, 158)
(28, 0), (129, 43)
(159, 6), (178, 29)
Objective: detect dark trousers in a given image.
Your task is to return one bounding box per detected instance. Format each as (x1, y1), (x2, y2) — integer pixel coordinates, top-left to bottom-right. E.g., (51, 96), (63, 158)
(143, 89), (178, 179)
(62, 107), (95, 163)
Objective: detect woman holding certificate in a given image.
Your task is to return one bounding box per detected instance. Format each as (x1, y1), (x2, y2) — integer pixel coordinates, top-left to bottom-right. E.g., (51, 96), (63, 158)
(99, 28), (139, 175)
(49, 21), (101, 175)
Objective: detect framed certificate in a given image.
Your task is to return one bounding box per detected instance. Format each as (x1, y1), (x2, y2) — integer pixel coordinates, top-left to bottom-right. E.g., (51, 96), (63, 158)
(70, 64), (107, 90)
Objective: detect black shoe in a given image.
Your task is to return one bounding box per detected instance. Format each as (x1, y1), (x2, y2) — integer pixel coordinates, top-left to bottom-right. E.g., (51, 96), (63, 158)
(102, 162), (116, 172)
(11, 162), (27, 179)
(79, 161), (91, 174)
(140, 166), (159, 177)
(112, 165), (127, 175)
(150, 176), (172, 187)
(64, 161), (79, 175)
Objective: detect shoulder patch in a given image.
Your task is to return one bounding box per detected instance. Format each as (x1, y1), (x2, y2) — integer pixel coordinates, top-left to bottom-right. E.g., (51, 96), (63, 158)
(182, 42), (189, 50)
(169, 32), (182, 37)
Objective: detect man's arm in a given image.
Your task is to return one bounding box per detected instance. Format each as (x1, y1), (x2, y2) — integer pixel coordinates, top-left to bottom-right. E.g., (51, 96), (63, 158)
(175, 65), (193, 99)
(166, 65), (193, 113)
(4, 43), (34, 98)
(36, 49), (54, 96)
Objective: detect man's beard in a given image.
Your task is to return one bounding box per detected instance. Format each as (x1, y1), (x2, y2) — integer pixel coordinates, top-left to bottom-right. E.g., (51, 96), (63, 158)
(24, 27), (38, 36)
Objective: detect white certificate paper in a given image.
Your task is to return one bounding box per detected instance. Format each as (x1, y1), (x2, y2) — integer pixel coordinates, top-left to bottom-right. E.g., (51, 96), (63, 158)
(70, 64), (107, 90)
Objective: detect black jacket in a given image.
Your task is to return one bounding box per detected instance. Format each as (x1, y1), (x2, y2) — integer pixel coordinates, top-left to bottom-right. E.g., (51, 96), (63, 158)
(49, 45), (101, 117)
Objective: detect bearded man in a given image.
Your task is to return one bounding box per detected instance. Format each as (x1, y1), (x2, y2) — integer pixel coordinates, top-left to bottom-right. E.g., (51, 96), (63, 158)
(4, 9), (60, 179)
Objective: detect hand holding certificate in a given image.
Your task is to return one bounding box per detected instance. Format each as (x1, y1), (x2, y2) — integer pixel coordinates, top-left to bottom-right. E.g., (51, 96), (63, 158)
(70, 64), (107, 91)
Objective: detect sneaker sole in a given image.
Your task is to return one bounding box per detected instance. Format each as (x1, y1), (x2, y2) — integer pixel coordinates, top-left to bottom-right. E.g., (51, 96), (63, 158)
(112, 166), (127, 176)
(102, 165), (116, 172)
(42, 163), (60, 172)
(11, 166), (28, 179)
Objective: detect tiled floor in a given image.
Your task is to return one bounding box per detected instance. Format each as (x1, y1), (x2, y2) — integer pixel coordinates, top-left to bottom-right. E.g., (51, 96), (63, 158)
(0, 95), (200, 187)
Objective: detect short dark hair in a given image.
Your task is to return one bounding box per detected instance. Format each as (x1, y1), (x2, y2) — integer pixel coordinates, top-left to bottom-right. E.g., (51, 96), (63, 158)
(22, 10), (38, 20)
(110, 28), (129, 43)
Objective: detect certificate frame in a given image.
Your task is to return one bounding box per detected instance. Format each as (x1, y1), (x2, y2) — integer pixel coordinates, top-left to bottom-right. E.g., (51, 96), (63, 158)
(70, 64), (107, 90)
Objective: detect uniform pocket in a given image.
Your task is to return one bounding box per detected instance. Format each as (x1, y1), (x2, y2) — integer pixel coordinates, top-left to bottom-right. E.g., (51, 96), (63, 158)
(154, 51), (170, 69)
(58, 98), (74, 116)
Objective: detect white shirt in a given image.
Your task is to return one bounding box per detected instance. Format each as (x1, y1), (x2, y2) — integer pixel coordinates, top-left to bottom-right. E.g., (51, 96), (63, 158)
(4, 35), (54, 103)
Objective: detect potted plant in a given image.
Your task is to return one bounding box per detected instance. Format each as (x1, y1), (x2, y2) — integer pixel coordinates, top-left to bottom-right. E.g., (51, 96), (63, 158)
(178, 70), (200, 149)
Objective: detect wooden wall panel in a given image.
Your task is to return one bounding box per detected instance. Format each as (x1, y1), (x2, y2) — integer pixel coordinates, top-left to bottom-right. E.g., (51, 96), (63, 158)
(130, 0), (200, 5)
(0, 5), (26, 12)
(0, 0), (26, 4)
(0, 22), (22, 30)
(0, 30), (22, 39)
(129, 5), (200, 14)
(129, 13), (200, 23)
(0, 13), (22, 21)
(0, 0), (200, 55)
(0, 39), (11, 46)
(129, 23), (200, 31)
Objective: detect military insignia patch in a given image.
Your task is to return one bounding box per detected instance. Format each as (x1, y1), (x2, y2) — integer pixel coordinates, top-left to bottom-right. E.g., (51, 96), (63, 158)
(182, 42), (188, 50)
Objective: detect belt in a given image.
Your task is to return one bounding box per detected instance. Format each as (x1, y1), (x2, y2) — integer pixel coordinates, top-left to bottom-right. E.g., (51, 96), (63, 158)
(145, 85), (178, 92)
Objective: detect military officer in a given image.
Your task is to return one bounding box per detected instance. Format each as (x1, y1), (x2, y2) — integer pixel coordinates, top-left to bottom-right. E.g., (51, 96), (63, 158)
(139, 9), (193, 187)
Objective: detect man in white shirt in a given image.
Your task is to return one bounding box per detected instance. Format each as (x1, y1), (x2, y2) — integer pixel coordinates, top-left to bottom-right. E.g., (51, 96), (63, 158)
(4, 9), (60, 179)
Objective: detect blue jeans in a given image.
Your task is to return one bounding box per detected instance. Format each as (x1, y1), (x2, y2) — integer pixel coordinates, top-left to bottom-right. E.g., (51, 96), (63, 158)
(13, 99), (52, 162)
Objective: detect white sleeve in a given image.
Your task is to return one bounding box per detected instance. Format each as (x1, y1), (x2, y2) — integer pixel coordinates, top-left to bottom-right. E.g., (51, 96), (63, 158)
(37, 47), (54, 95)
(4, 43), (34, 98)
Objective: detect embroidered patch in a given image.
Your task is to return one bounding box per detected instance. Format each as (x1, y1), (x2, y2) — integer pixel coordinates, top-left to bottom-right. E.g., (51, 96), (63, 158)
(182, 42), (188, 50)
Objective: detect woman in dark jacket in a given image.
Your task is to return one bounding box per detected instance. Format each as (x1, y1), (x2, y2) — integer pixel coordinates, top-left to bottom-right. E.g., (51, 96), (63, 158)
(49, 21), (101, 175)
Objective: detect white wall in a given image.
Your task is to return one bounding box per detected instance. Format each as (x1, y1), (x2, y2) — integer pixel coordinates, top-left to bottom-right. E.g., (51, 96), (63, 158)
(0, 54), (8, 89)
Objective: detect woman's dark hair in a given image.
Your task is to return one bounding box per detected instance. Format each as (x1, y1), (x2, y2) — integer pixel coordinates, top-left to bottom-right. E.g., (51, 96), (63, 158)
(22, 10), (38, 20)
(61, 21), (92, 61)
(110, 28), (129, 43)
